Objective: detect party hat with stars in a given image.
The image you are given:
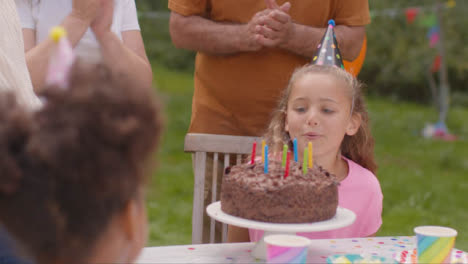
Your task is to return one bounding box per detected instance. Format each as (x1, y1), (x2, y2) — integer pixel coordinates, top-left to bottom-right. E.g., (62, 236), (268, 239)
(45, 26), (75, 89)
(311, 20), (344, 69)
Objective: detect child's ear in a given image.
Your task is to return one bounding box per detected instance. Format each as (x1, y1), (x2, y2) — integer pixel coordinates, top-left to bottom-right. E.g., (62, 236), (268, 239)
(285, 117), (289, 132)
(346, 113), (362, 136)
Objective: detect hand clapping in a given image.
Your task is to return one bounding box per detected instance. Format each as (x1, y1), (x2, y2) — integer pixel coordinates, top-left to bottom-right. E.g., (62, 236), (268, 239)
(70, 0), (100, 25)
(254, 0), (294, 49)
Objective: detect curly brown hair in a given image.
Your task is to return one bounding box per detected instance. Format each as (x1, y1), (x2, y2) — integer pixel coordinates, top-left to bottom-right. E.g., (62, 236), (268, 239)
(0, 62), (163, 264)
(263, 64), (377, 174)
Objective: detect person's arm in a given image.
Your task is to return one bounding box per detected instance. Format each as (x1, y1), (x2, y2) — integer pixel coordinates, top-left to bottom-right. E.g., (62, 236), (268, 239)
(255, 8), (365, 61)
(91, 0), (152, 89)
(23, 15), (93, 91)
(169, 11), (266, 55)
(227, 225), (250, 242)
(22, 0), (100, 91)
(95, 30), (152, 89)
(285, 24), (365, 61)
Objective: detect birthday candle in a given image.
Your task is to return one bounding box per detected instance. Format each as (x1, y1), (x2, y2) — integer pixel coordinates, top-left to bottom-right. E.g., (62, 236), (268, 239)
(282, 144), (287, 167)
(293, 138), (298, 162)
(261, 140), (266, 163)
(250, 141), (256, 164)
(303, 148), (308, 174)
(284, 151), (290, 178)
(308, 142), (313, 168)
(264, 145), (269, 173)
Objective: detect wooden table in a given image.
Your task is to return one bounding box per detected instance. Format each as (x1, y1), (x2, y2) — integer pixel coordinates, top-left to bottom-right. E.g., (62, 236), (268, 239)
(136, 236), (467, 263)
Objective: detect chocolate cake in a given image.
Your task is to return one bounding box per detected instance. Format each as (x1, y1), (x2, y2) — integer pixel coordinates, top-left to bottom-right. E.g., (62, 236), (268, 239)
(220, 160), (339, 223)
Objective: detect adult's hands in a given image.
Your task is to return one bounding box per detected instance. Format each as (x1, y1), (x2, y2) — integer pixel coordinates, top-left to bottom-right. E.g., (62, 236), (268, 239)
(238, 9), (271, 52)
(255, 0), (293, 48)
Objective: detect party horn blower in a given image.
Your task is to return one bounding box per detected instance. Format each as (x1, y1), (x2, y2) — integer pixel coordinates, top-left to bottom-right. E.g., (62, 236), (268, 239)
(46, 26), (75, 89)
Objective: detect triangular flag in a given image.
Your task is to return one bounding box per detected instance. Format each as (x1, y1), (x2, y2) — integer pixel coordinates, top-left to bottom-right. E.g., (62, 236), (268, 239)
(405, 8), (420, 24)
(431, 55), (441, 73)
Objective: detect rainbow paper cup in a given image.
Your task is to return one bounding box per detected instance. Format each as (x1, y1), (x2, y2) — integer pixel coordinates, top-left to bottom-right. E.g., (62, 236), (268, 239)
(264, 234), (310, 264)
(414, 226), (457, 264)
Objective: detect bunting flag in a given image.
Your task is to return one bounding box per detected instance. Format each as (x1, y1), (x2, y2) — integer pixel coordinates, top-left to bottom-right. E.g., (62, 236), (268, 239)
(405, 7), (420, 24)
(446, 0), (456, 8)
(431, 54), (441, 73)
(427, 25), (440, 48)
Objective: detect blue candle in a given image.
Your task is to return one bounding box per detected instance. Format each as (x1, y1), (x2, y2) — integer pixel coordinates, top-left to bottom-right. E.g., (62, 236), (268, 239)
(264, 145), (269, 173)
(293, 138), (298, 162)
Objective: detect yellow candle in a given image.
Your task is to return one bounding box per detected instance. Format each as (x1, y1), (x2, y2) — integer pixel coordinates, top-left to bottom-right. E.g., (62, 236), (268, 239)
(261, 140), (266, 163)
(308, 142), (313, 168)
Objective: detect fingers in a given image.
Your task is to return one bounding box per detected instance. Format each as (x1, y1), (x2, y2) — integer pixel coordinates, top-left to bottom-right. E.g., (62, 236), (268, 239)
(264, 0), (280, 9)
(280, 2), (291, 13)
(270, 10), (290, 24)
(258, 15), (283, 31)
(256, 34), (277, 48)
(256, 25), (277, 40)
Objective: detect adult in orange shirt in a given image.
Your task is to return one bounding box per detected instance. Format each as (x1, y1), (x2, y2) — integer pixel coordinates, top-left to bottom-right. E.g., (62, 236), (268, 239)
(169, 0), (370, 242)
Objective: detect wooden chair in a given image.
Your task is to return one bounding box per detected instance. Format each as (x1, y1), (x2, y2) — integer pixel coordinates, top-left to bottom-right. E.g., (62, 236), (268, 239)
(184, 133), (261, 244)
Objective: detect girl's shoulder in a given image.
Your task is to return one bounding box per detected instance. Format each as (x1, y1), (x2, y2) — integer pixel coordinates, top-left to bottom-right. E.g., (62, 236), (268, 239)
(343, 156), (381, 189)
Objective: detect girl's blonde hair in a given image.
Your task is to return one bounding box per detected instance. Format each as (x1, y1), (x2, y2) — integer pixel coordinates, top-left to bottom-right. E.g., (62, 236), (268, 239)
(263, 65), (377, 174)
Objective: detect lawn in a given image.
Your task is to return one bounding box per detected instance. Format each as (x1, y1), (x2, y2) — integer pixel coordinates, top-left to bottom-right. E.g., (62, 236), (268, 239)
(146, 63), (468, 251)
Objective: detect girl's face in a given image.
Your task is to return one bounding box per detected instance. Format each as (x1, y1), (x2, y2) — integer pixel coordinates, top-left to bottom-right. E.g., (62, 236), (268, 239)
(285, 73), (361, 160)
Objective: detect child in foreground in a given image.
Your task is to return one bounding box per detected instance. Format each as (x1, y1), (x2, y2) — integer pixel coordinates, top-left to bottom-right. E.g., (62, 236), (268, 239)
(228, 64), (383, 242)
(0, 62), (162, 264)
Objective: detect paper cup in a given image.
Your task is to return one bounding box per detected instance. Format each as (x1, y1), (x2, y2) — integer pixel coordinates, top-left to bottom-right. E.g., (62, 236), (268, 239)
(414, 226), (457, 264)
(264, 234), (310, 264)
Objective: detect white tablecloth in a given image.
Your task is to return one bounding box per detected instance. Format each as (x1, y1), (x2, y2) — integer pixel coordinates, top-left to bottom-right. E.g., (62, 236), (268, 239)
(136, 236), (467, 263)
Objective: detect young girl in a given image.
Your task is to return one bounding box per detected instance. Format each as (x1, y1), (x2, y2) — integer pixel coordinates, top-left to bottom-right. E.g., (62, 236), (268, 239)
(228, 64), (383, 242)
(0, 62), (162, 264)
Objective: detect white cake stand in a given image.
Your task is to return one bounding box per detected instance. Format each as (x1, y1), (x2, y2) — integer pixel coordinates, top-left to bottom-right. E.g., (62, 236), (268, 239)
(206, 201), (356, 260)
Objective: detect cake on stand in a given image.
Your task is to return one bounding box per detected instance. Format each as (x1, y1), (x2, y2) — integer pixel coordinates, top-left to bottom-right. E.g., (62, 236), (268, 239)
(206, 201), (356, 260)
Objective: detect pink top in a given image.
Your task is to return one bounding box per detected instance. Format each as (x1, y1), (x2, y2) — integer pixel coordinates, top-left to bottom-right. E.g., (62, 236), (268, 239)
(249, 157), (383, 241)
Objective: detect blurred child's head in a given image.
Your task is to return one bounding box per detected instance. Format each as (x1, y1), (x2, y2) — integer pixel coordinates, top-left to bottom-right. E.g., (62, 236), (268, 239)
(0, 62), (163, 264)
(264, 64), (376, 173)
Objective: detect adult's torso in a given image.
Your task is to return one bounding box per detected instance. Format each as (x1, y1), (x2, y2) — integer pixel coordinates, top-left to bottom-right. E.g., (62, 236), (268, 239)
(187, 0), (358, 136)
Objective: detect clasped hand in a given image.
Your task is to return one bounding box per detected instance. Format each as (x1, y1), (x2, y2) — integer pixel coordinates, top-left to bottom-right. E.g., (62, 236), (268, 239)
(244, 0), (294, 51)
(70, 0), (114, 37)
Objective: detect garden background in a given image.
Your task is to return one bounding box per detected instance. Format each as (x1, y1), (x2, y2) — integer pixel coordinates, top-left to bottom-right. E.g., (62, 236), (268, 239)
(136, 0), (468, 250)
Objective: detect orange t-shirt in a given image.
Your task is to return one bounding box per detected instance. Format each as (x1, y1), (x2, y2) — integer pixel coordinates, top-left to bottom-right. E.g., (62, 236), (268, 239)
(168, 0), (370, 136)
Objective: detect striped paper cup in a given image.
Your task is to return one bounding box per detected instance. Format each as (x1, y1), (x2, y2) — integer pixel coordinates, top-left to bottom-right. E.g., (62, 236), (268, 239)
(414, 226), (457, 264)
(265, 234), (310, 264)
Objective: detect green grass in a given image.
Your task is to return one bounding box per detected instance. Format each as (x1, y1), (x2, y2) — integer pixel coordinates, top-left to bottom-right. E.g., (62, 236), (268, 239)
(146, 64), (468, 251)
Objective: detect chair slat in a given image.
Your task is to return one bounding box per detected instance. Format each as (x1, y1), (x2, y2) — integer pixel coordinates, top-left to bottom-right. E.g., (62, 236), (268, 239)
(191, 152), (206, 244)
(209, 153), (218, 244)
(185, 133), (261, 154)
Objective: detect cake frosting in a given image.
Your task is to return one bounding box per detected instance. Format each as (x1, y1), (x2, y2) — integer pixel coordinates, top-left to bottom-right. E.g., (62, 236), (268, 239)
(220, 159), (339, 223)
